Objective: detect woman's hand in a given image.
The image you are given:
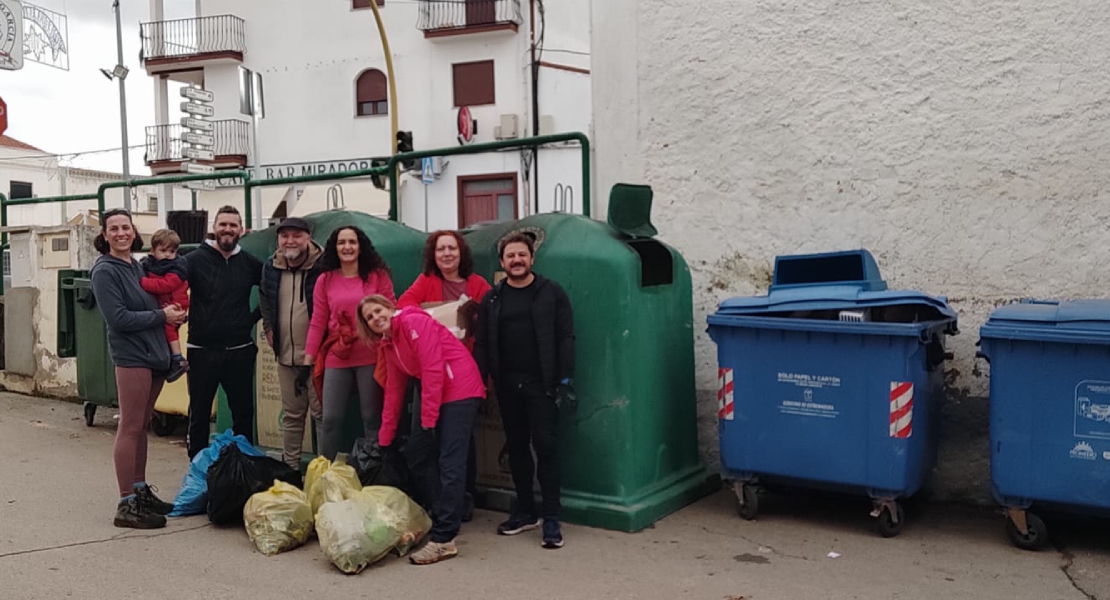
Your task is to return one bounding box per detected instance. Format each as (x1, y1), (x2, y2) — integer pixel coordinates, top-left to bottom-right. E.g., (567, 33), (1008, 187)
(304, 355), (316, 367)
(163, 304), (187, 325)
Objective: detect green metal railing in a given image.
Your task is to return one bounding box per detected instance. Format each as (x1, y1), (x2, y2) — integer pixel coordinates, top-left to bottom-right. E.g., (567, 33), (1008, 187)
(97, 170), (252, 222)
(385, 132), (591, 219)
(0, 193), (103, 295)
(241, 166), (390, 221)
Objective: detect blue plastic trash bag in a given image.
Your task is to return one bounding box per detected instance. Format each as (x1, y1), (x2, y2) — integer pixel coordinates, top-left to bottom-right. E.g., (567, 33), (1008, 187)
(169, 430), (265, 517)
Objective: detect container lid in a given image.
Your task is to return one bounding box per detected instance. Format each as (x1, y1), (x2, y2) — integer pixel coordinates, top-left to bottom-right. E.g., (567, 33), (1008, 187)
(715, 286), (956, 320)
(981, 299), (1110, 345)
(771, 249), (886, 292)
(607, 183), (658, 238)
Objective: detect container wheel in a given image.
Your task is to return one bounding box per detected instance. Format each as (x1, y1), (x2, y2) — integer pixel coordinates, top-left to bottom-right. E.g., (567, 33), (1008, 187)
(736, 485), (759, 520)
(83, 403), (97, 427)
(1007, 512), (1048, 551)
(877, 503), (905, 538)
(151, 412), (176, 437)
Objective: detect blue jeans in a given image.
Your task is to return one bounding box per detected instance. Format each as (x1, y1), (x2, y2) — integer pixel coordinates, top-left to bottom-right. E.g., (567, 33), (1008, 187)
(406, 398), (479, 543)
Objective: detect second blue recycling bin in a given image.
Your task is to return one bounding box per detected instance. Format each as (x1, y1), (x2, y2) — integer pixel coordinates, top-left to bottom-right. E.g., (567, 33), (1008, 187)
(980, 299), (1110, 550)
(707, 250), (958, 537)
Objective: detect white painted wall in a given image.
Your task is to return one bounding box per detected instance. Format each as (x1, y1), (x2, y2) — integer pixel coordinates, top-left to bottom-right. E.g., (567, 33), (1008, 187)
(184, 0), (592, 231)
(592, 0), (1110, 501)
(0, 225), (99, 398)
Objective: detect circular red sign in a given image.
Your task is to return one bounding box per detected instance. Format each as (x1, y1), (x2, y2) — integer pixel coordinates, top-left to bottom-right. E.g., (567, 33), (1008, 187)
(0, 96), (8, 137)
(457, 106), (473, 143)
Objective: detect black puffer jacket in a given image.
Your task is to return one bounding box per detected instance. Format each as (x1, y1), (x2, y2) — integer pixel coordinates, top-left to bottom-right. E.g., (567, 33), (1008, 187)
(184, 241), (263, 348)
(474, 273), (576, 391)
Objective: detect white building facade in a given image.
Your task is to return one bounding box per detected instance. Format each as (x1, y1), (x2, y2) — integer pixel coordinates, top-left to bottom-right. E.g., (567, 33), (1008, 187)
(140, 0), (592, 232)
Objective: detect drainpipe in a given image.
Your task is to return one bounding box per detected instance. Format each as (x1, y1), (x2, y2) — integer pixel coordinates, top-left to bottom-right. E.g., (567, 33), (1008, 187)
(530, 0), (541, 214)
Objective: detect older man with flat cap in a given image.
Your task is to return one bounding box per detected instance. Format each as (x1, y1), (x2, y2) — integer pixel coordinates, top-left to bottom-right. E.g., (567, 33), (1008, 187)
(259, 217), (326, 469)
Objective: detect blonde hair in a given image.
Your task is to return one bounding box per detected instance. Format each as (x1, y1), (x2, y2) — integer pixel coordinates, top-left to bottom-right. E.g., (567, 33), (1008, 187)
(357, 294), (397, 343)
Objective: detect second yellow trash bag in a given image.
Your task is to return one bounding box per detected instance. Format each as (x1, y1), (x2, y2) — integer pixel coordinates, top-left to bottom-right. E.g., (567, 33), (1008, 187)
(305, 453), (362, 518)
(316, 494), (402, 574)
(243, 480), (314, 556)
(359, 486), (432, 556)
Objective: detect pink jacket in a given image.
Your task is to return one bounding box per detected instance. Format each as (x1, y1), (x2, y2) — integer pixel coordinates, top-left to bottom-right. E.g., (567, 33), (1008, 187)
(378, 307), (486, 446)
(305, 269), (395, 369)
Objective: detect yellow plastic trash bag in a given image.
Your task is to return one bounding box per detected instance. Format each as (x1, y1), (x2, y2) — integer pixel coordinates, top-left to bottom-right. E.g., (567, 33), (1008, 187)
(306, 453), (362, 518)
(316, 494), (403, 574)
(359, 486), (432, 556)
(243, 480), (314, 556)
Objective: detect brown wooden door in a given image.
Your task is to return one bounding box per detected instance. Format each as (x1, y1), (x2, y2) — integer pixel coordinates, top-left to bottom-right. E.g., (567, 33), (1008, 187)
(458, 174), (517, 228)
(466, 0), (496, 26)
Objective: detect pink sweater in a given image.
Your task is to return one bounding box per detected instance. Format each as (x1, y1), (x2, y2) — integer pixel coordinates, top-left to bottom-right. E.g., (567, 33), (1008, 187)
(304, 269), (395, 369)
(378, 307), (487, 446)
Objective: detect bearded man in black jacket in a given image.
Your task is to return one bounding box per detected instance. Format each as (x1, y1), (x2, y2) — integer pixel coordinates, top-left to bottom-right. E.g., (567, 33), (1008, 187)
(184, 205), (263, 459)
(474, 232), (576, 550)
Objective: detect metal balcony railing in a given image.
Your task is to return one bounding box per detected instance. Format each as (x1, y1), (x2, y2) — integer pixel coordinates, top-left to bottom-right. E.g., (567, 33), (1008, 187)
(417, 0), (522, 32)
(144, 120), (251, 163)
(140, 15), (246, 61)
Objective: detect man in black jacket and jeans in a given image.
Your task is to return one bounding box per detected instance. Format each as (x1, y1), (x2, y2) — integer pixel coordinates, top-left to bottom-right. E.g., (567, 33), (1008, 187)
(184, 205), (264, 459)
(474, 232), (576, 549)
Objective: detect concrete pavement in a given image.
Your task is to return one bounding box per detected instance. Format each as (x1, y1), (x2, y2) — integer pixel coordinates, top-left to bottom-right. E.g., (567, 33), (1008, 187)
(1, 391), (1106, 600)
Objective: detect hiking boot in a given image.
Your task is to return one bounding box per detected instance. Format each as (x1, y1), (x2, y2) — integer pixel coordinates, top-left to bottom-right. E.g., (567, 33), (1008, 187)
(166, 358), (189, 383)
(409, 540), (458, 565)
(134, 483), (174, 516)
(497, 513), (541, 536)
(542, 519), (564, 549)
(462, 493), (475, 523)
(114, 496), (166, 530)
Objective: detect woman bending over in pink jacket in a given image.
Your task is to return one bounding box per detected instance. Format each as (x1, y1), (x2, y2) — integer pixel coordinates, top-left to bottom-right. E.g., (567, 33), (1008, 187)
(357, 294), (485, 566)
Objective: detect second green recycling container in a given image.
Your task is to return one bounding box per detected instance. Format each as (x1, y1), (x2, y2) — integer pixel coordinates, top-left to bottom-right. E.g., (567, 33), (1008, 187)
(463, 184), (716, 532)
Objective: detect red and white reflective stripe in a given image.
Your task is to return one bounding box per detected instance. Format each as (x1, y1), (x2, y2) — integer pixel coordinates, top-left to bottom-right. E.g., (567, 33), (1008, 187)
(889, 381), (913, 438)
(718, 368), (735, 421)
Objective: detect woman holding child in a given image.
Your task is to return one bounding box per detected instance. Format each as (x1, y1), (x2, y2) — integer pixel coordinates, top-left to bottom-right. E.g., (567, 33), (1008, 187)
(90, 210), (186, 530)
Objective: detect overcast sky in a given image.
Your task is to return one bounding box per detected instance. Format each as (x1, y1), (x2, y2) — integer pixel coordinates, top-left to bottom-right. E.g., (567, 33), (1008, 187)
(4, 0), (194, 173)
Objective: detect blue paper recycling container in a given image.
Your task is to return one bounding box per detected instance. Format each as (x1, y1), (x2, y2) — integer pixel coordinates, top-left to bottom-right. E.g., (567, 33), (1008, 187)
(707, 250), (958, 537)
(979, 299), (1110, 550)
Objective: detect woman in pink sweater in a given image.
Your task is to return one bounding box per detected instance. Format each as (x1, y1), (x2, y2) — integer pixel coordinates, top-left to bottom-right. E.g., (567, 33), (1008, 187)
(357, 294), (485, 566)
(304, 226), (395, 460)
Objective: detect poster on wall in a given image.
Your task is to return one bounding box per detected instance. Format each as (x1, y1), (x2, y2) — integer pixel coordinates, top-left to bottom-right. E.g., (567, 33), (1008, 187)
(0, 0), (23, 71)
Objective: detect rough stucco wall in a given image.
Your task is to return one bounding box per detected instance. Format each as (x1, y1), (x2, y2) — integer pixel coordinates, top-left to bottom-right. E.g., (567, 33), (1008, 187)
(631, 0), (1110, 503)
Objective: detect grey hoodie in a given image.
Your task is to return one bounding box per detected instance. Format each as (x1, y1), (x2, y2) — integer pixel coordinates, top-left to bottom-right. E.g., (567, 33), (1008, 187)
(90, 254), (173, 371)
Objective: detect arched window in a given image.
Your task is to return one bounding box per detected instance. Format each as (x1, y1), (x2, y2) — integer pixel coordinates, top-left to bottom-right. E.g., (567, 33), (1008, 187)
(356, 69), (388, 116)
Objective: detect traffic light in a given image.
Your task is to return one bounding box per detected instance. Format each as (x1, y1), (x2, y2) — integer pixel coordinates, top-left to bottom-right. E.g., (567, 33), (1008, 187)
(370, 158), (388, 190)
(397, 130), (416, 170)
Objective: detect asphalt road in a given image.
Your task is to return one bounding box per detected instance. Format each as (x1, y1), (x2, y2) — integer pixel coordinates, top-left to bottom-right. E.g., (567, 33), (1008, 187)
(1, 392), (1106, 600)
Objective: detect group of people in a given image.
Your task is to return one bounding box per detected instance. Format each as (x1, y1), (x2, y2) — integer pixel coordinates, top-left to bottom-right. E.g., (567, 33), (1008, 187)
(91, 206), (576, 566)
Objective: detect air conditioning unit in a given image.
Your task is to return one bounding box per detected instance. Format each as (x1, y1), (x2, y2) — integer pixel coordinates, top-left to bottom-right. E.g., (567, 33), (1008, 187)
(539, 114), (555, 136)
(494, 114), (519, 140)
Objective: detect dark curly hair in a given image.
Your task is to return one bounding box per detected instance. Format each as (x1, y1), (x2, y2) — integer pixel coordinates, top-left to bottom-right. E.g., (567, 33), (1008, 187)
(423, 230), (473, 279)
(320, 225), (392, 280)
(94, 209), (144, 255)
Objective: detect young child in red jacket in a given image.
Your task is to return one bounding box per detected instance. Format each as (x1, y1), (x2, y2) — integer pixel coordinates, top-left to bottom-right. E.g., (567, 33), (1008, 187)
(140, 229), (190, 382)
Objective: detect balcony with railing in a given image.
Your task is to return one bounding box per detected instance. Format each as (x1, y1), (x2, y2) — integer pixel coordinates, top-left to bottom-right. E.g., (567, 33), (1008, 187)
(144, 120), (251, 175)
(418, 0), (522, 38)
(140, 15), (245, 75)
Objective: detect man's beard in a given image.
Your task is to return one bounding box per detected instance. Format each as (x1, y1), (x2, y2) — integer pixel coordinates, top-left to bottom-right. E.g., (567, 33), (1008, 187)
(218, 233), (239, 252)
(283, 248), (306, 263)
